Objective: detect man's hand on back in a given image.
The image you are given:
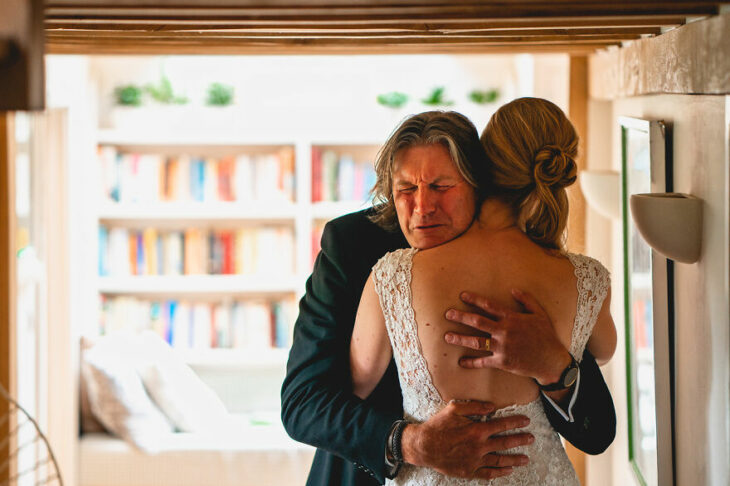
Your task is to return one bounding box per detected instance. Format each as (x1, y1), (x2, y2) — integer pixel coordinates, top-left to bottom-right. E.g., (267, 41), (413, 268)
(443, 289), (573, 398)
(400, 400), (533, 480)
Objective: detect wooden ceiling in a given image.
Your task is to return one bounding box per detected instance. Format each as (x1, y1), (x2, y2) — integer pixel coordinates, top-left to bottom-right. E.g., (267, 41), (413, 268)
(44, 1), (725, 55)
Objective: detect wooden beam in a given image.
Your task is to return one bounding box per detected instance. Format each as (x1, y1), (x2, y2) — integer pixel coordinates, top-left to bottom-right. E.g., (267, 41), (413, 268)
(590, 13), (730, 97)
(565, 54), (589, 481)
(567, 55), (588, 254)
(44, 24), (665, 37)
(42, 3), (721, 20)
(45, 36), (620, 54)
(0, 0), (45, 110)
(44, 15), (688, 30)
(0, 112), (17, 486)
(44, 31), (642, 43)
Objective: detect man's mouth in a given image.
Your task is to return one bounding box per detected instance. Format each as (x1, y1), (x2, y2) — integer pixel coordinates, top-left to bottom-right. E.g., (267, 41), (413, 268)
(414, 224), (442, 231)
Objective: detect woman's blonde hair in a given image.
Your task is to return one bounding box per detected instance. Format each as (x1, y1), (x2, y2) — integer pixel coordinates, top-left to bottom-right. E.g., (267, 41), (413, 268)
(481, 97), (578, 250)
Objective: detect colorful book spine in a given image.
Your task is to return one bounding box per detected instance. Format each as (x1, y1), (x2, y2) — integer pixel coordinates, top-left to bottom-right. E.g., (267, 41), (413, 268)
(98, 296), (296, 350)
(98, 226), (109, 276)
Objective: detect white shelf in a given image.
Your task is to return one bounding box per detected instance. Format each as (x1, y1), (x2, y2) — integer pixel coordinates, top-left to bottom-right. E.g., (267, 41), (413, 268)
(97, 128), (297, 147)
(179, 347), (289, 370)
(98, 202), (298, 225)
(98, 275), (301, 296)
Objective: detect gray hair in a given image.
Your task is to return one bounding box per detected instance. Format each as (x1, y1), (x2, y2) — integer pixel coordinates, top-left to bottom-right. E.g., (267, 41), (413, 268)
(368, 111), (490, 231)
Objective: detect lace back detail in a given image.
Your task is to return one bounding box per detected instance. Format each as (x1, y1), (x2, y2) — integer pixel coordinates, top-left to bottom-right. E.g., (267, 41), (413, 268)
(372, 248), (589, 486)
(566, 253), (611, 360)
(372, 248), (444, 422)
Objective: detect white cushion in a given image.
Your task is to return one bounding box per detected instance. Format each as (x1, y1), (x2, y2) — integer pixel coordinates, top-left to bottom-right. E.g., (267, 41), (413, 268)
(82, 333), (174, 452)
(135, 332), (229, 432)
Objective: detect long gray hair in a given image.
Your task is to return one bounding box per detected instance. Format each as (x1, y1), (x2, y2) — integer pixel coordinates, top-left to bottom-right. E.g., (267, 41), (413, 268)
(368, 111), (490, 231)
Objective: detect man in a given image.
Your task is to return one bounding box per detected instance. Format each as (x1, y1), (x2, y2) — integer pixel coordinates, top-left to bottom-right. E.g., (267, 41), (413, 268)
(281, 111), (615, 485)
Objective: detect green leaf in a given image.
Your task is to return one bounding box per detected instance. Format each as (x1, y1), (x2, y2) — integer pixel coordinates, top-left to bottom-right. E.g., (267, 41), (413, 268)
(422, 86), (453, 106)
(376, 91), (409, 109)
(206, 82), (235, 106)
(468, 89), (500, 104)
(114, 85), (143, 106)
(145, 75), (188, 105)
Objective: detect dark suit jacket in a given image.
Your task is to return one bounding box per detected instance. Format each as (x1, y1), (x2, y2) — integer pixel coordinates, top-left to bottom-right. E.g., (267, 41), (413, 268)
(281, 209), (615, 486)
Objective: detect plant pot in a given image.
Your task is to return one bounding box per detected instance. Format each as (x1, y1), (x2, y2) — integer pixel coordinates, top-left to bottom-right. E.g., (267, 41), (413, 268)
(629, 193), (703, 263)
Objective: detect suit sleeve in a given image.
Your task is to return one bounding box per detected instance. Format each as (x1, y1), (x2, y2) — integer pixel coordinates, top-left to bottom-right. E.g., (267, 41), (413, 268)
(540, 349), (616, 454)
(281, 221), (400, 483)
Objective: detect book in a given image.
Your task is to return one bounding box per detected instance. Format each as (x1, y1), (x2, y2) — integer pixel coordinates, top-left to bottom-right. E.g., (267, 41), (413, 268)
(311, 147), (322, 202)
(98, 226), (109, 276)
(143, 228), (158, 275)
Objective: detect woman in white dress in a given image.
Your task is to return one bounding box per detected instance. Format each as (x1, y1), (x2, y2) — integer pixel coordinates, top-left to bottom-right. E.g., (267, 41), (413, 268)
(350, 98), (616, 485)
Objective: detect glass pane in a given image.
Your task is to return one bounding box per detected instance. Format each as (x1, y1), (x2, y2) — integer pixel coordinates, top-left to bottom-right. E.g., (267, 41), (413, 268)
(624, 124), (658, 486)
(13, 111), (52, 486)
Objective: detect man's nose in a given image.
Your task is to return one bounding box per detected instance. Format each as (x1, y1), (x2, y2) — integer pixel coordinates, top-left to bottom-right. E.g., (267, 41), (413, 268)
(414, 188), (436, 215)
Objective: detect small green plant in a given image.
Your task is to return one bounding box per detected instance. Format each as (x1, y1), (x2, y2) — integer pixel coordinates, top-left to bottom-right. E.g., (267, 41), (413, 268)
(468, 89), (500, 104)
(114, 85), (144, 106)
(376, 91), (409, 109)
(422, 86), (453, 106)
(145, 75), (188, 105)
(206, 82), (235, 106)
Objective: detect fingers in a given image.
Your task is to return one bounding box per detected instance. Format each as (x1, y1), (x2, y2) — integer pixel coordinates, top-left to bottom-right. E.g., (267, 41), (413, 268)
(443, 332), (492, 352)
(482, 452), (530, 468)
(457, 355), (495, 369)
(510, 289), (547, 316)
(483, 433), (535, 453)
(444, 308), (496, 333)
(482, 415), (531, 436)
(472, 466), (514, 480)
(460, 292), (509, 319)
(470, 451), (531, 480)
(446, 399), (496, 418)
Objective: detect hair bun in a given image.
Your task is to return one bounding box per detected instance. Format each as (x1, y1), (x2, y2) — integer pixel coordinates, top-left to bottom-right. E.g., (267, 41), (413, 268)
(533, 144), (577, 188)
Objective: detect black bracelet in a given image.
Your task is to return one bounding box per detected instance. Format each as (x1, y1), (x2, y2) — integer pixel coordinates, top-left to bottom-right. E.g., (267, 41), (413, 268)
(390, 419), (409, 466)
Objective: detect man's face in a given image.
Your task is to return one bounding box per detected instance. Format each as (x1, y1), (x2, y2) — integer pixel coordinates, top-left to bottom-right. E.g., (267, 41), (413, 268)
(392, 143), (477, 249)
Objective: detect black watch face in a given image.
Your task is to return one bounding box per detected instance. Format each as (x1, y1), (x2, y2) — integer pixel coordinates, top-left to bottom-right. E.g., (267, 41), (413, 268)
(563, 367), (579, 387)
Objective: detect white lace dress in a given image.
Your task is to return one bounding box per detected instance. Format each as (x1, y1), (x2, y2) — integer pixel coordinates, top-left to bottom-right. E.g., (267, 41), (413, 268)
(372, 248), (610, 486)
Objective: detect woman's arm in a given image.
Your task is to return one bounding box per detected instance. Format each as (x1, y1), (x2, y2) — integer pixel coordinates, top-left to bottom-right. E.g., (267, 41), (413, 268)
(350, 274), (393, 399)
(586, 287), (616, 366)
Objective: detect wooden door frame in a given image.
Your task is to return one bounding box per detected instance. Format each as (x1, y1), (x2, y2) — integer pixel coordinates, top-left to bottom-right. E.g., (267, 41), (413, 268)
(0, 112), (17, 486)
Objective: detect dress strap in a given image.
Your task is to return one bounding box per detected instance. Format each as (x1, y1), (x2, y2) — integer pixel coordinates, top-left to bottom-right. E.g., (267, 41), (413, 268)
(565, 253), (611, 360)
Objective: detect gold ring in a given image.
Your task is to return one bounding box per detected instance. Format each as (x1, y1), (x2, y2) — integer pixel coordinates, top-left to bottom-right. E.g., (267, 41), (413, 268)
(483, 338), (491, 352)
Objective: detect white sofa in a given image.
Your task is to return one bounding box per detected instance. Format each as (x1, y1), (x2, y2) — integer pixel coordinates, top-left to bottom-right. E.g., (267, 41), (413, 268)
(79, 422), (314, 486)
(79, 336), (315, 486)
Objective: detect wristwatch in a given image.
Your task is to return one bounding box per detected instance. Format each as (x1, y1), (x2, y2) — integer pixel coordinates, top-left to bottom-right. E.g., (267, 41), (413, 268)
(537, 355), (579, 391)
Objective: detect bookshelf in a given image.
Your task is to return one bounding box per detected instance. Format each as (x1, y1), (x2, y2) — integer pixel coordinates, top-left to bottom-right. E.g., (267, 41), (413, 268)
(92, 129), (380, 369)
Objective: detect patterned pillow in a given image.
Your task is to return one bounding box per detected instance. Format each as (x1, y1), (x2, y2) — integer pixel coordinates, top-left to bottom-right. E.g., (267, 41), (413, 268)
(81, 333), (174, 452)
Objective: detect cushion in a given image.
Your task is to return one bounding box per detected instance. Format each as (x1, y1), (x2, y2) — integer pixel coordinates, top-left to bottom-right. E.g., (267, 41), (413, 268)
(135, 332), (230, 433)
(80, 337), (107, 434)
(81, 333), (174, 452)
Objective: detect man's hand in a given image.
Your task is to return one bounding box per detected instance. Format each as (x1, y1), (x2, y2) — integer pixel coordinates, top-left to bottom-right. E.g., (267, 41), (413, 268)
(443, 289), (572, 387)
(401, 400), (533, 480)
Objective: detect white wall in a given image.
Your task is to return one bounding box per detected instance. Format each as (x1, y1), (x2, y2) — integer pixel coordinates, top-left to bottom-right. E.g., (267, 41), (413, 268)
(88, 54), (569, 141)
(585, 94), (730, 486)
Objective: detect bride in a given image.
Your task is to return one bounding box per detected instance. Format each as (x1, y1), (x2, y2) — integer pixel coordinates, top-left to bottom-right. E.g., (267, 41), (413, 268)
(350, 98), (616, 485)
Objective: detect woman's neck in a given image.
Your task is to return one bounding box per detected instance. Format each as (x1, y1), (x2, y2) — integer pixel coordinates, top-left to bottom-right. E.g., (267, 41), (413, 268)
(474, 198), (519, 233)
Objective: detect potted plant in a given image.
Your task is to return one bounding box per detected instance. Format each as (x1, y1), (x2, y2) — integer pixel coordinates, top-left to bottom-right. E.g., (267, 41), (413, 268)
(206, 83), (235, 106)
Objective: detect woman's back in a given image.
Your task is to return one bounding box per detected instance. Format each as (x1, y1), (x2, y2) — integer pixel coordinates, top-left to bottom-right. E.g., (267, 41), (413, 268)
(369, 230), (610, 485)
(410, 222), (578, 408)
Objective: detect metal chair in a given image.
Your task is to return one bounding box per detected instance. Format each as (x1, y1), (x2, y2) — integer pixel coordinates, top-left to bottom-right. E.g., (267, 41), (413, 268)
(0, 384), (63, 486)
